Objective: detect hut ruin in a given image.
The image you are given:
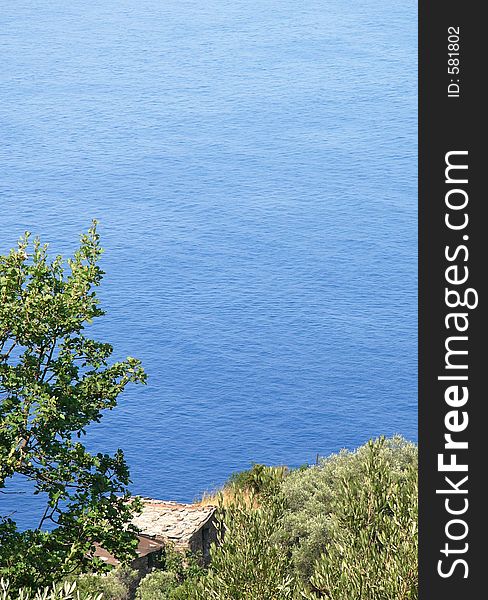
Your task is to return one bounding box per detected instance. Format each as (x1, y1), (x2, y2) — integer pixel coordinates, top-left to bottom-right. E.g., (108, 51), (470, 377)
(93, 498), (218, 573)
(131, 498), (218, 562)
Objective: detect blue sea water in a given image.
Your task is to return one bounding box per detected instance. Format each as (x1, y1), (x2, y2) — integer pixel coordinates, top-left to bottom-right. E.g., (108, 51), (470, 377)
(1, 0), (416, 530)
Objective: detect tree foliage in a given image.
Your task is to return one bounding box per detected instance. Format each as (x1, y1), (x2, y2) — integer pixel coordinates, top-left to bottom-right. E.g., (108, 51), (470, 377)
(302, 439), (418, 599)
(135, 570), (180, 600)
(278, 435), (417, 586)
(0, 223), (146, 588)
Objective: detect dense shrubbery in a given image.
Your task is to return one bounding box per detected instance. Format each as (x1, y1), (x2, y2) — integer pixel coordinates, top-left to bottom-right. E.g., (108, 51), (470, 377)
(188, 492), (299, 600)
(300, 439), (418, 599)
(135, 571), (179, 600)
(68, 567), (139, 600)
(135, 548), (204, 600)
(127, 437), (418, 600)
(278, 436), (418, 586)
(2, 437), (417, 600)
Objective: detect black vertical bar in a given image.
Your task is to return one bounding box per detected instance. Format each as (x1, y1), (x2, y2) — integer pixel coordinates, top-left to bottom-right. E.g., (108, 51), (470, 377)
(419, 2), (484, 597)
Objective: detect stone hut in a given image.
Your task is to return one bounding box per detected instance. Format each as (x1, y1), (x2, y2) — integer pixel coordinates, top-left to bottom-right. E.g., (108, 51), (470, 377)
(132, 498), (218, 562)
(93, 498), (217, 573)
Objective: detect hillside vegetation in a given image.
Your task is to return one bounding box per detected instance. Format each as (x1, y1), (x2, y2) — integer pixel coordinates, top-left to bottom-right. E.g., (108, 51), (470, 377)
(4, 436), (417, 600)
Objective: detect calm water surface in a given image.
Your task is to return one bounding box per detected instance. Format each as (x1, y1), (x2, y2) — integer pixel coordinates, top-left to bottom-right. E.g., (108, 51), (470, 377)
(1, 0), (417, 529)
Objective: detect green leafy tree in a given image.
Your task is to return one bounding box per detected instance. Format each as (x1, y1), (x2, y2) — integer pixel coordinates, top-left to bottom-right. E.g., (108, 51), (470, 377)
(0, 223), (146, 588)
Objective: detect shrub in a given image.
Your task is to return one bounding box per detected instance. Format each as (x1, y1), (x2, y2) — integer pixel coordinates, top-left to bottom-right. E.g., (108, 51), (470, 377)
(176, 437), (417, 600)
(134, 548), (205, 600)
(135, 571), (179, 600)
(278, 435), (417, 586)
(307, 441), (417, 599)
(158, 548), (204, 582)
(186, 493), (299, 600)
(225, 464), (288, 499)
(0, 578), (101, 600)
(71, 566), (138, 600)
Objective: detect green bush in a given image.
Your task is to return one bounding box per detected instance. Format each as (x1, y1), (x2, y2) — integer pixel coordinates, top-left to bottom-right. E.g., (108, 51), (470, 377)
(70, 566), (138, 600)
(164, 579), (200, 600)
(0, 578), (101, 600)
(158, 548), (204, 583)
(225, 464), (288, 499)
(135, 571), (179, 600)
(134, 548), (205, 600)
(278, 435), (417, 586)
(305, 439), (417, 599)
(164, 437), (417, 600)
(186, 493), (299, 600)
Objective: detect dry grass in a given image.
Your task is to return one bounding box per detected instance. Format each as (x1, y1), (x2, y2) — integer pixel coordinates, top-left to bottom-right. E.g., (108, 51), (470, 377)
(196, 486), (258, 509)
(195, 464), (289, 509)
